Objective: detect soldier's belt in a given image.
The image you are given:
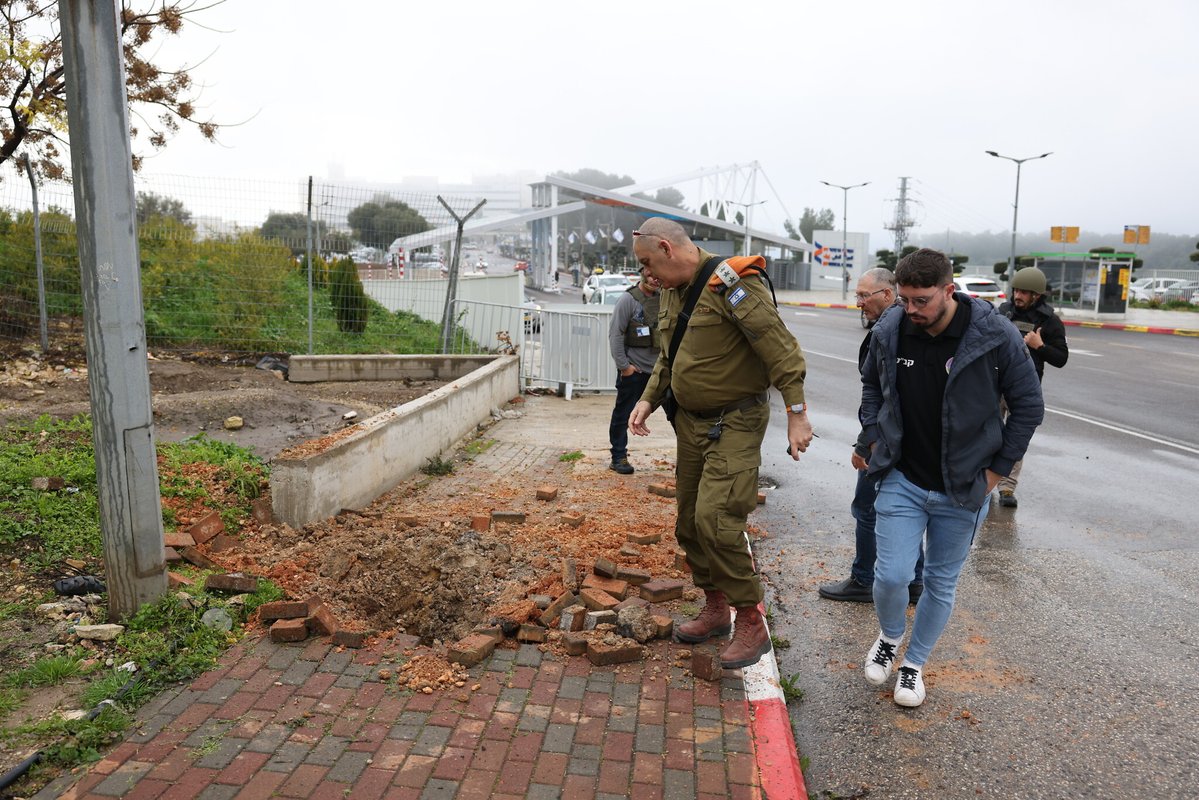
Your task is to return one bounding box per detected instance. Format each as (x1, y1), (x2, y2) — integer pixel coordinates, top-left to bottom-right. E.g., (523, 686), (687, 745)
(681, 393), (768, 420)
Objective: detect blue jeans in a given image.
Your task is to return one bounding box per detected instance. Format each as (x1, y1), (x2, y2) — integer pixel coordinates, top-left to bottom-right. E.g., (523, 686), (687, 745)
(873, 469), (989, 667)
(851, 469), (925, 588)
(609, 370), (650, 461)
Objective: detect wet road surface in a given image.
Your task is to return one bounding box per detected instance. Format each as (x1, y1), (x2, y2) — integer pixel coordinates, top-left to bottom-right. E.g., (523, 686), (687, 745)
(756, 309), (1199, 799)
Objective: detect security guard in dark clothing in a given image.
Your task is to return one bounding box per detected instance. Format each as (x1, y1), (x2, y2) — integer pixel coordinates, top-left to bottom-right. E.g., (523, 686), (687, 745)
(996, 266), (1069, 506)
(607, 266), (662, 474)
(628, 217), (813, 670)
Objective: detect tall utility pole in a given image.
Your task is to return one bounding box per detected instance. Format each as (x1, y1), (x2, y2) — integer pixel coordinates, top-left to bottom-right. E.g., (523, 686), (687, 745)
(884, 177), (916, 258)
(820, 181), (869, 302)
(986, 150), (1052, 281)
(729, 199), (766, 256)
(438, 196), (486, 354)
(59, 0), (167, 619)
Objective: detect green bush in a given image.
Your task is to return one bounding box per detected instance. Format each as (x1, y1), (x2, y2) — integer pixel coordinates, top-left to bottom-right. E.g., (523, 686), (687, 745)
(329, 257), (368, 334)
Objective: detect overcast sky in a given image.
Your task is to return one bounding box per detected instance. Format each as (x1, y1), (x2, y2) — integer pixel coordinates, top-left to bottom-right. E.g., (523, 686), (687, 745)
(138, 0), (1199, 249)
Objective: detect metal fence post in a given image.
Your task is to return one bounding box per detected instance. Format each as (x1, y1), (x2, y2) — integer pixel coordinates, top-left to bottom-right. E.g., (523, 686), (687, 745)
(20, 153), (49, 352)
(437, 196), (486, 354)
(58, 0), (167, 619)
(305, 176), (314, 355)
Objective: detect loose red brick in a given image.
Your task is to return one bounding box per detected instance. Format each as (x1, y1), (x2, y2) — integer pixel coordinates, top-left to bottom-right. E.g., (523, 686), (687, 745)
(167, 572), (193, 588)
(205, 573), (258, 594)
(208, 533), (240, 553)
(559, 511), (586, 528)
(579, 588), (619, 612)
(538, 591), (578, 627)
(187, 509), (225, 544)
(535, 486), (559, 501)
(618, 544), (641, 558)
(562, 632), (588, 656)
(651, 615), (674, 640)
(558, 605), (587, 632)
(648, 483), (677, 498)
(691, 646), (723, 681)
(163, 546), (182, 563)
(593, 557), (618, 579)
(586, 639), (642, 666)
(448, 633), (498, 667)
(31, 476), (65, 491)
(258, 601), (310, 622)
(270, 618), (308, 643)
(756, 491), (767, 505)
(305, 602), (339, 637)
(584, 610), (617, 630)
(332, 630), (368, 649)
(640, 579), (685, 603)
(582, 574), (630, 600)
(396, 514), (421, 527)
(491, 510), (526, 524)
(472, 624), (504, 643)
(517, 624), (547, 644)
(561, 558), (578, 592)
(164, 531), (196, 549)
(616, 566), (652, 586)
(614, 596), (650, 613)
(674, 550), (690, 571)
(628, 531), (663, 545)
(250, 496), (273, 524)
(470, 515), (490, 532)
(180, 546), (219, 570)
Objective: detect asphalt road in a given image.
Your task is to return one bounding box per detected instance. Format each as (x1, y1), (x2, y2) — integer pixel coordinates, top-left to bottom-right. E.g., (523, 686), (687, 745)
(754, 307), (1199, 799)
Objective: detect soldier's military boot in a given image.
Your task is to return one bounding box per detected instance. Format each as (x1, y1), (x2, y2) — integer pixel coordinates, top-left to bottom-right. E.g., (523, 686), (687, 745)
(720, 605), (772, 669)
(674, 590), (732, 643)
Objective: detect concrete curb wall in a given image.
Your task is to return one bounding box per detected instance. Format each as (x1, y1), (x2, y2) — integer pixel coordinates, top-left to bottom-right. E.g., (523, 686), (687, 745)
(270, 355), (519, 528)
(287, 354), (502, 382)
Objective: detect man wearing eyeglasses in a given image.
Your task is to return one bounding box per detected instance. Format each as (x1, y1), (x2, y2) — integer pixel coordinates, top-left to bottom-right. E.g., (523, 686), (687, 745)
(627, 217), (813, 670)
(857, 249), (1043, 708)
(819, 268), (925, 604)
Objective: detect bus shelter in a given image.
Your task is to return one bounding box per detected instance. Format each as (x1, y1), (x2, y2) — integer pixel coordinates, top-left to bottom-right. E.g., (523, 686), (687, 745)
(1030, 252), (1135, 315)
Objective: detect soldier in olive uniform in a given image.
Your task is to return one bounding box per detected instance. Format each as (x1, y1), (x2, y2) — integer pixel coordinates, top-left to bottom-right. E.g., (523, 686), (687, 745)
(628, 217), (813, 669)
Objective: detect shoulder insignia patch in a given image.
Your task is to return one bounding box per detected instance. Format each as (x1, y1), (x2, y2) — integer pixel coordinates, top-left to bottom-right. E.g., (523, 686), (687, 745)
(715, 262), (741, 288)
(728, 286), (748, 307)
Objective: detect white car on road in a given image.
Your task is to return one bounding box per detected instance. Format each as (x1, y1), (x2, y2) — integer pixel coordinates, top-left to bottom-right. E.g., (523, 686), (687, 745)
(581, 273), (633, 303)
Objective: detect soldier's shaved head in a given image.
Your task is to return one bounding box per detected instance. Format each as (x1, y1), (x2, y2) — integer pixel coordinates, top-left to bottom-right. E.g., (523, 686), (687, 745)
(634, 217), (691, 246)
(632, 217), (701, 289)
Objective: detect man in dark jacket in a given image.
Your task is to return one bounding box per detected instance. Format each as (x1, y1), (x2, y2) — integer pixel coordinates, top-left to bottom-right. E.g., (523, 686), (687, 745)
(857, 249), (1043, 708)
(818, 268), (924, 604)
(995, 266), (1069, 507)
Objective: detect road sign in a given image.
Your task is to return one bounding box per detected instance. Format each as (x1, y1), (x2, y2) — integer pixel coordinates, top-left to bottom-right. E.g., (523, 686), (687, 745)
(1050, 226), (1079, 243)
(1123, 225), (1150, 245)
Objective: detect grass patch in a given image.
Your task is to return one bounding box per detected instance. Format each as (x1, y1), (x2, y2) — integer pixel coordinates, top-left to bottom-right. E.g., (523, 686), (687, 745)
(770, 634), (791, 650)
(6, 654), (86, 689)
(463, 438), (496, 457)
(558, 450), (584, 463)
(780, 672), (804, 704)
(420, 455), (455, 476)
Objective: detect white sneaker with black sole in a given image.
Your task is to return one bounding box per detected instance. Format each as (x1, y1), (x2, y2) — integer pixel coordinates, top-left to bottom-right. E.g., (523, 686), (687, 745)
(893, 663), (926, 707)
(864, 633), (901, 686)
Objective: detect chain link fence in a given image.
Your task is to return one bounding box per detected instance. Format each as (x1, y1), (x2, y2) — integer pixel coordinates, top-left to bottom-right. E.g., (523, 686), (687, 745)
(0, 163), (499, 356)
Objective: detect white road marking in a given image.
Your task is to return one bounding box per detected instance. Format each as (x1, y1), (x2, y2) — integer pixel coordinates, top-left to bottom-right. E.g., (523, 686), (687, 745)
(800, 348), (857, 365)
(1046, 407), (1199, 456)
(1070, 348), (1102, 357)
(790, 311), (819, 317)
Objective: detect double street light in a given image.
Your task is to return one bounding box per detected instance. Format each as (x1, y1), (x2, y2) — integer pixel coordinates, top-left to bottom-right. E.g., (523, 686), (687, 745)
(728, 199), (766, 256)
(985, 150), (1052, 283)
(819, 180), (869, 302)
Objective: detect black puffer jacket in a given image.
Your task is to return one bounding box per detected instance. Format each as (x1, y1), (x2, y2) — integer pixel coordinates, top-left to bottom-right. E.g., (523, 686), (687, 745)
(997, 297), (1068, 381)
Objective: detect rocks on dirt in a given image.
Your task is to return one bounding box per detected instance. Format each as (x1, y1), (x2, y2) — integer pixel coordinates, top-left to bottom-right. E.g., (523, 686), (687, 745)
(615, 605), (658, 643)
(30, 476), (65, 491)
(223, 416), (244, 430)
(74, 624), (124, 642)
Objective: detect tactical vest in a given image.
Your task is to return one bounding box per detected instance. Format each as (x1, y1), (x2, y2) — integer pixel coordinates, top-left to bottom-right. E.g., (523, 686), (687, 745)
(624, 284), (660, 348)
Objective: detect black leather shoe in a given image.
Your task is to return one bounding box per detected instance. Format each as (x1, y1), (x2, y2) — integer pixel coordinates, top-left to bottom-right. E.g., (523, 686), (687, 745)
(998, 491), (1018, 508)
(818, 577), (873, 603)
(609, 458), (634, 475)
(908, 583), (923, 605)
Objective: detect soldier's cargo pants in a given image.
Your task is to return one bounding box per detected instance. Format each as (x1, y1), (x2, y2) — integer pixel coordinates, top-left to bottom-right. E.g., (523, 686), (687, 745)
(673, 402), (767, 607)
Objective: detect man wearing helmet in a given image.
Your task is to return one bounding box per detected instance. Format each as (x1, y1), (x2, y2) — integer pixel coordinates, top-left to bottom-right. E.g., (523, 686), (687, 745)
(996, 266), (1069, 507)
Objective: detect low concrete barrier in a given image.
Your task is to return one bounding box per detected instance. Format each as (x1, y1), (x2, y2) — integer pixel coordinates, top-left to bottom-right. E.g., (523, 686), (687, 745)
(270, 354), (519, 528)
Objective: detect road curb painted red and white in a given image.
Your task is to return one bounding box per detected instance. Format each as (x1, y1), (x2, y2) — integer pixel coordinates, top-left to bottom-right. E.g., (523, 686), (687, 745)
(739, 603), (809, 800)
(779, 300), (1199, 337)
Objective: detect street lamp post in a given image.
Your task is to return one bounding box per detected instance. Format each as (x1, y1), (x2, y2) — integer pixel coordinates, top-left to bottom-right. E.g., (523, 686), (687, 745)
(729, 199), (766, 256)
(819, 180), (869, 302)
(986, 150), (1052, 283)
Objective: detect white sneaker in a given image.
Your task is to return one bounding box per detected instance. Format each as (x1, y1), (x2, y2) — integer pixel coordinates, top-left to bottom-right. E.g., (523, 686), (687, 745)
(864, 634), (901, 686)
(894, 664), (926, 707)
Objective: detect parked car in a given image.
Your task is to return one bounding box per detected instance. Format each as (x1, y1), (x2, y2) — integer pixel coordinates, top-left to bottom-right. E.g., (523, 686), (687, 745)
(953, 275), (1006, 306)
(587, 288), (625, 307)
(1130, 277), (1192, 302)
(1159, 280), (1199, 304)
(582, 273), (633, 303)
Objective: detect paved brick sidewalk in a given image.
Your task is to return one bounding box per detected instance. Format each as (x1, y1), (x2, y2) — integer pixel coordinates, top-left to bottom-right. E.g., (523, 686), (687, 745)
(38, 633), (768, 799)
(33, 395), (804, 799)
